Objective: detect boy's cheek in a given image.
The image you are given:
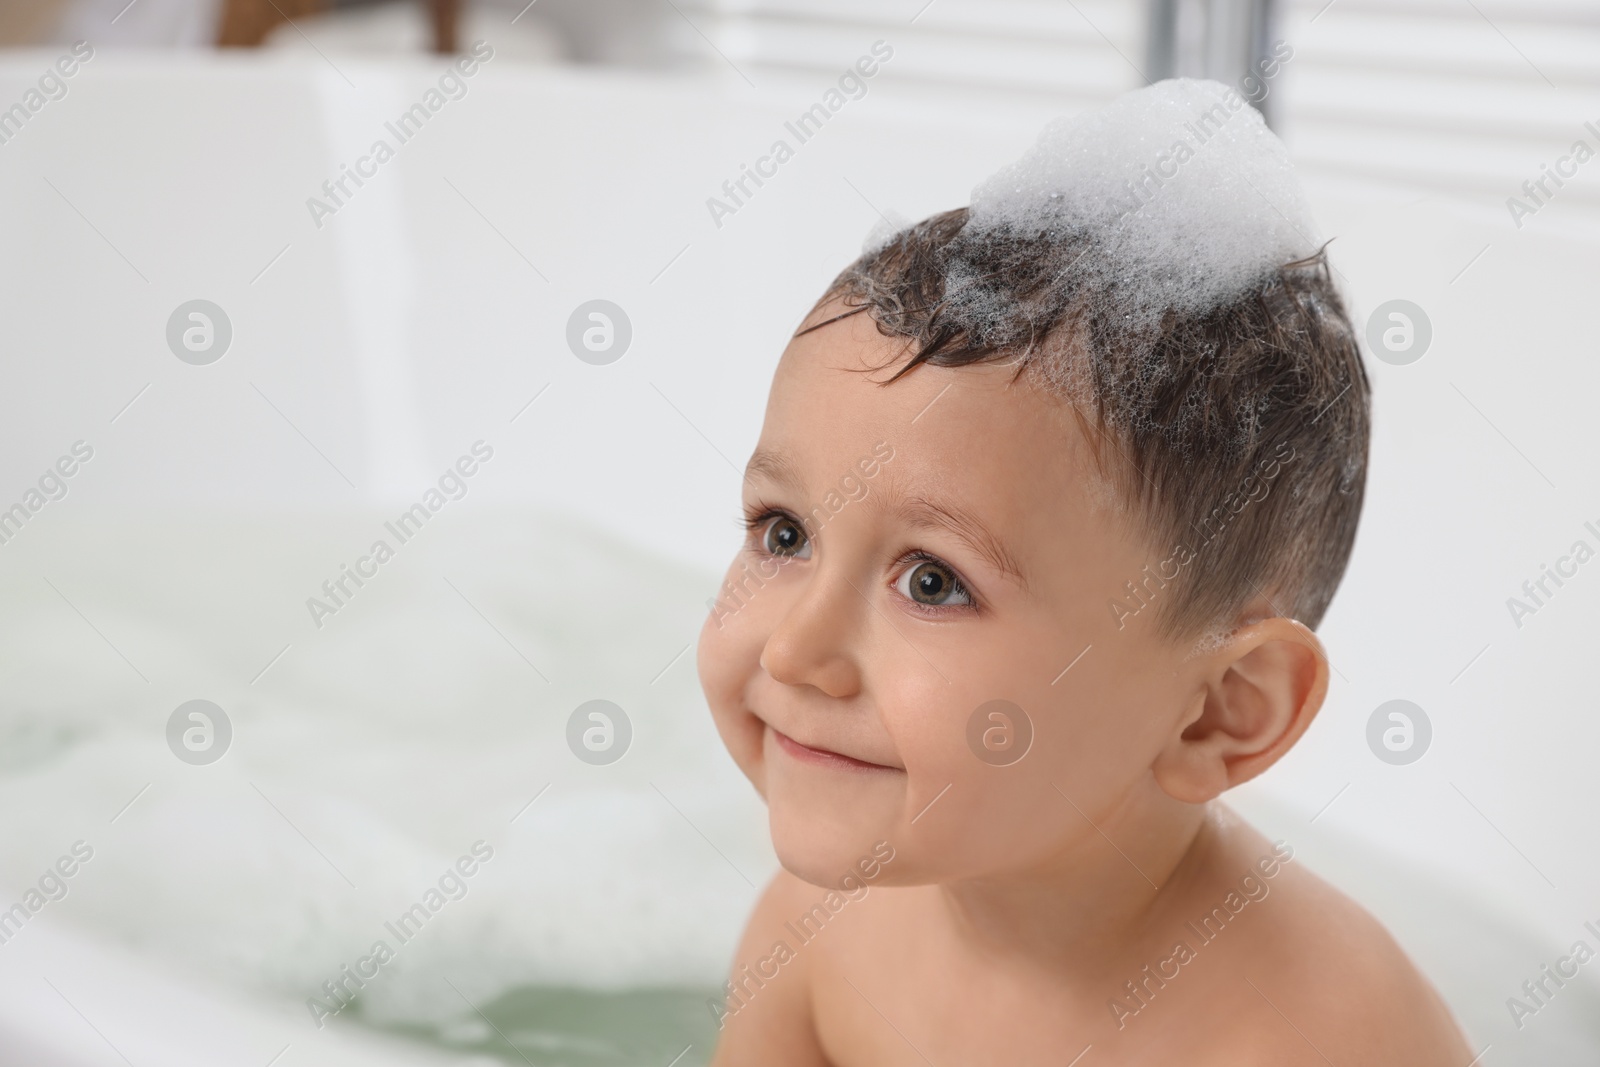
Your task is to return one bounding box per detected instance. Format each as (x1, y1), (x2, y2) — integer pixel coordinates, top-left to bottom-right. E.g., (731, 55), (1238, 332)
(706, 695), (768, 795)
(696, 624), (767, 774)
(705, 656), (790, 802)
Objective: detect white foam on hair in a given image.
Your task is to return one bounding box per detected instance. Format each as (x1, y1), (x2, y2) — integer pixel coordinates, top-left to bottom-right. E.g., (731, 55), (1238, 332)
(964, 78), (1318, 325)
(861, 208), (913, 257)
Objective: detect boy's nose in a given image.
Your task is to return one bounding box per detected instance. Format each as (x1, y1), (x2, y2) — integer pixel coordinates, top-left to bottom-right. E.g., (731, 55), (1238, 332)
(758, 572), (864, 699)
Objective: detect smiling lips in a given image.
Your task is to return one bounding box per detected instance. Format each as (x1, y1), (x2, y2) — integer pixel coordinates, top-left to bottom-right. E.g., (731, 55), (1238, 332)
(768, 724), (900, 773)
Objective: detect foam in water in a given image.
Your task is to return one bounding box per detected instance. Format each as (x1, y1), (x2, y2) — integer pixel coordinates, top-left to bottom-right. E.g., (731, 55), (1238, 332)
(0, 507), (767, 1039)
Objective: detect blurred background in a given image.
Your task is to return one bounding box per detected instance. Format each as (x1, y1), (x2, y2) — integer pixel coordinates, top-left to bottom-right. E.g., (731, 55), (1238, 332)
(1, 0), (1598, 1064)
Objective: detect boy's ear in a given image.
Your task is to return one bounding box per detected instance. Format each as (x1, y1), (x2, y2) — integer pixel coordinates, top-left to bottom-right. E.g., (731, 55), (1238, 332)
(1151, 617), (1329, 804)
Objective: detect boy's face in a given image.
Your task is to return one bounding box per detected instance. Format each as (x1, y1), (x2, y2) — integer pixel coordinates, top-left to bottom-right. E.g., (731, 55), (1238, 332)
(697, 304), (1208, 889)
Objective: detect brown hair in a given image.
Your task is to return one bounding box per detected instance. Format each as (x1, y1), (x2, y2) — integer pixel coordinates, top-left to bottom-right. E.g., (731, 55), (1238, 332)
(803, 206), (1369, 640)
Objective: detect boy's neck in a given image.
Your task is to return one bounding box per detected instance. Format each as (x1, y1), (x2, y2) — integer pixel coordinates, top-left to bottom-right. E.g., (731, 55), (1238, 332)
(934, 797), (1221, 980)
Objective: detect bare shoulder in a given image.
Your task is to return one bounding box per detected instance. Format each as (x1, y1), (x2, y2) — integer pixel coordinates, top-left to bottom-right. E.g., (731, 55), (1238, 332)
(1211, 829), (1474, 1065)
(708, 867), (832, 1067)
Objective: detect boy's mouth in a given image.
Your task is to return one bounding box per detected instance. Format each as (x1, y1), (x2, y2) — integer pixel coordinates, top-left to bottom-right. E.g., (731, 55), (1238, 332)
(766, 723), (902, 773)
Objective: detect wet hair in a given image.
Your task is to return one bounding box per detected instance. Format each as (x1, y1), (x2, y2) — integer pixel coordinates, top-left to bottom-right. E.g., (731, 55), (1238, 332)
(801, 206), (1369, 641)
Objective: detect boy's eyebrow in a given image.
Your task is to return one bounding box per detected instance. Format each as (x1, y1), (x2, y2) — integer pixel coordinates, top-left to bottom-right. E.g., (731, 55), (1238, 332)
(744, 447), (1030, 594)
(744, 447), (804, 491)
(893, 492), (1031, 595)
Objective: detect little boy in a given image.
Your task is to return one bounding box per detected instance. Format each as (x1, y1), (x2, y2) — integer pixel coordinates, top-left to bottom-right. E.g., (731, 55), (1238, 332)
(697, 79), (1471, 1065)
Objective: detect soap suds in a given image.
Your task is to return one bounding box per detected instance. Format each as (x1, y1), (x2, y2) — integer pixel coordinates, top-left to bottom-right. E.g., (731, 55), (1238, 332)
(867, 78), (1324, 407)
(961, 77), (1319, 331)
(861, 208), (913, 257)
(866, 77), (1328, 460)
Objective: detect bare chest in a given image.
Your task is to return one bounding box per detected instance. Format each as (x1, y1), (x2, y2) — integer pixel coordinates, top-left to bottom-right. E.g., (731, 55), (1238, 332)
(803, 920), (1259, 1067)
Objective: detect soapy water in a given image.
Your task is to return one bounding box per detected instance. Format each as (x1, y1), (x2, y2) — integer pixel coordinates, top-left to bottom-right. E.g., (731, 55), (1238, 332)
(0, 507), (762, 1060)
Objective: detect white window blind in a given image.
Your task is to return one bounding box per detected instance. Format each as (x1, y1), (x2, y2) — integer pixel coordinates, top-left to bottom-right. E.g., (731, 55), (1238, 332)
(681, 0), (1600, 219)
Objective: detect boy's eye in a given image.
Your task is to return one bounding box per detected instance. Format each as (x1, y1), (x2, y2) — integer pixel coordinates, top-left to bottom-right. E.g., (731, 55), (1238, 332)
(897, 557), (972, 608)
(760, 515), (811, 559)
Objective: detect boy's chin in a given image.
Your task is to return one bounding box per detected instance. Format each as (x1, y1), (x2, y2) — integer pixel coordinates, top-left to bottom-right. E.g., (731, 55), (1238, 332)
(768, 805), (900, 890)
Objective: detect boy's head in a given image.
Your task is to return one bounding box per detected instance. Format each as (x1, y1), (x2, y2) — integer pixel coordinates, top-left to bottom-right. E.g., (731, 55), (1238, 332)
(697, 80), (1369, 890)
(820, 203), (1368, 641)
